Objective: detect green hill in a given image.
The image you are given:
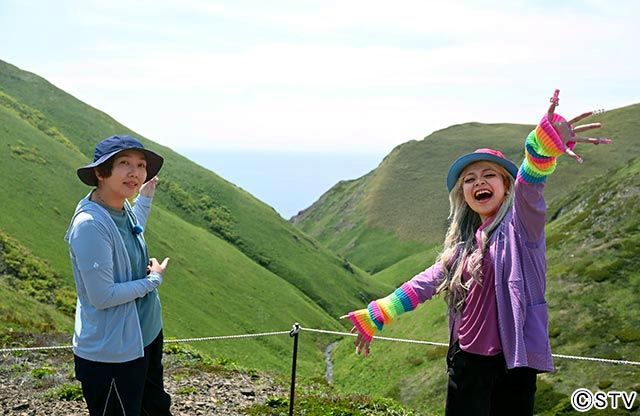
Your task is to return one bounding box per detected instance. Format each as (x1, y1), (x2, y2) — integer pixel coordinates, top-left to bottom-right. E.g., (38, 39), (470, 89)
(292, 107), (640, 273)
(2, 58), (637, 413)
(0, 59), (391, 375)
(330, 157), (640, 415)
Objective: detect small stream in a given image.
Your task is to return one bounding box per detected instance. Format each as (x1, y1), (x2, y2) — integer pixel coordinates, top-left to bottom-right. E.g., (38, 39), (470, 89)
(324, 341), (340, 384)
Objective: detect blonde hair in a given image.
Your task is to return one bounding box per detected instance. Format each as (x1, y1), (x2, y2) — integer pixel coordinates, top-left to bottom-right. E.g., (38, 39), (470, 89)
(435, 162), (515, 311)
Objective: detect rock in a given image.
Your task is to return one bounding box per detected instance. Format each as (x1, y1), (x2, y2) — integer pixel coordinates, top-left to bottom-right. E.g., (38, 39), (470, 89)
(240, 388), (255, 397)
(12, 402), (29, 411)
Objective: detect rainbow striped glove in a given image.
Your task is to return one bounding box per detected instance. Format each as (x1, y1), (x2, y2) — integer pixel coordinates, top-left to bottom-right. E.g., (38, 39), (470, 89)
(519, 113), (569, 183)
(347, 282), (420, 342)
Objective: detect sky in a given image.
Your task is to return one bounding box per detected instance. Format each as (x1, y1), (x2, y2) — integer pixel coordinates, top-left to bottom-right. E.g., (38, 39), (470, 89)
(2, 0), (639, 217)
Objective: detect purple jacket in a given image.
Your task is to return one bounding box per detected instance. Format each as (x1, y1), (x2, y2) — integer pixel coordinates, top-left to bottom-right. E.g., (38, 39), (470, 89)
(406, 175), (554, 372)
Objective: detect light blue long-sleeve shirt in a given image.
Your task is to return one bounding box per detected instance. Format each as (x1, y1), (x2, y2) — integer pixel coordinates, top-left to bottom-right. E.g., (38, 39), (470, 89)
(65, 193), (162, 363)
(102, 203), (163, 347)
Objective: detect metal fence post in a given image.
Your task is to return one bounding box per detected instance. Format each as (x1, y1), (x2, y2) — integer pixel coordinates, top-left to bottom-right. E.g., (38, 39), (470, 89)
(289, 323), (301, 416)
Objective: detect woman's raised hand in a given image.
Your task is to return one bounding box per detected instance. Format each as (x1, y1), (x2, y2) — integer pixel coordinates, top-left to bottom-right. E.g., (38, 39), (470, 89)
(340, 314), (372, 357)
(148, 257), (170, 275)
(547, 89), (612, 163)
(139, 176), (159, 197)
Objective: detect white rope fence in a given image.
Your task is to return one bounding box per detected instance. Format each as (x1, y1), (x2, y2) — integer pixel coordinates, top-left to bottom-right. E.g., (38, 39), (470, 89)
(0, 344), (72, 353)
(550, 353), (640, 367)
(302, 327), (450, 347)
(300, 327), (640, 367)
(0, 330), (291, 354)
(1, 326), (639, 367)
(163, 330), (291, 344)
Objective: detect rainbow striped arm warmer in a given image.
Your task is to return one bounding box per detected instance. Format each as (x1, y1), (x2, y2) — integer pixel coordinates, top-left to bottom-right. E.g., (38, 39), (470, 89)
(519, 113), (569, 184)
(347, 282), (420, 342)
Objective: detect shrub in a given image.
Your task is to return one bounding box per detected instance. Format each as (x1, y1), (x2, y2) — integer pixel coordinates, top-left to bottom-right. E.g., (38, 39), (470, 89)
(176, 386), (198, 395)
(9, 142), (48, 165)
(159, 179), (242, 245)
(598, 379), (614, 389)
(0, 229), (75, 318)
(341, 259), (354, 274)
(0, 92), (79, 152)
(31, 366), (55, 379)
(246, 393), (415, 415)
(533, 379), (569, 414)
(204, 205), (240, 243)
(44, 383), (83, 401)
(614, 327), (640, 343)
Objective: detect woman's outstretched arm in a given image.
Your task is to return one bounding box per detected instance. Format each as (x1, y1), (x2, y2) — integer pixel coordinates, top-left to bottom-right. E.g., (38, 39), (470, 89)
(514, 90), (611, 241)
(342, 261), (445, 356)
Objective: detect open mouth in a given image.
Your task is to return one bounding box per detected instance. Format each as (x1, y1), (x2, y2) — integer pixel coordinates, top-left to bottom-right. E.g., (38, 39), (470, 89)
(474, 190), (493, 201)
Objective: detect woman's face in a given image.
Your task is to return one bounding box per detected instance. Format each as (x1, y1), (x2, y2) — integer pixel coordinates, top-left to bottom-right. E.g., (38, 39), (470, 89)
(460, 161), (507, 222)
(96, 150), (148, 201)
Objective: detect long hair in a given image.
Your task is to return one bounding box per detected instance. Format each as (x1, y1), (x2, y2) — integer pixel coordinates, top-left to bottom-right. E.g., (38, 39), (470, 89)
(435, 163), (515, 311)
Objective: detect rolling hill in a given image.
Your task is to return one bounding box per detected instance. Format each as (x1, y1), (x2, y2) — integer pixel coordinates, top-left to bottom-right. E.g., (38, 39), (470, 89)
(292, 105), (640, 273)
(330, 156), (640, 415)
(0, 59), (392, 375)
(290, 92), (640, 413)
(2, 58), (637, 414)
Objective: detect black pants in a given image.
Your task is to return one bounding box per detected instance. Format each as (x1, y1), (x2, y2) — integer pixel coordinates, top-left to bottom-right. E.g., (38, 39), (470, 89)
(74, 331), (172, 416)
(446, 342), (537, 416)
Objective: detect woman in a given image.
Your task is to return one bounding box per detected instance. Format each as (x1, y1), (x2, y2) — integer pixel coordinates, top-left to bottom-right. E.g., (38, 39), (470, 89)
(65, 135), (172, 415)
(343, 91), (611, 415)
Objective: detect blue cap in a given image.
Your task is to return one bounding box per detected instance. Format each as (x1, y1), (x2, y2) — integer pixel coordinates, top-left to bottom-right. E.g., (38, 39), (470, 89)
(77, 135), (164, 186)
(446, 148), (518, 192)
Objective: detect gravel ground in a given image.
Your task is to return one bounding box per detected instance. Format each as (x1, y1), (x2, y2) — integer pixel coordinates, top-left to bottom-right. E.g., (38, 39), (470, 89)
(0, 340), (288, 416)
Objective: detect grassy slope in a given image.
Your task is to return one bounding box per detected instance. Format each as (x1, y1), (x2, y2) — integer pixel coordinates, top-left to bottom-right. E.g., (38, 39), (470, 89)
(291, 157), (434, 274)
(0, 281), (71, 336)
(0, 104), (330, 373)
(0, 227), (76, 336)
(0, 59), (391, 375)
(0, 59), (389, 320)
(372, 245), (440, 287)
(331, 159), (640, 415)
(294, 108), (640, 274)
(541, 157), (640, 409)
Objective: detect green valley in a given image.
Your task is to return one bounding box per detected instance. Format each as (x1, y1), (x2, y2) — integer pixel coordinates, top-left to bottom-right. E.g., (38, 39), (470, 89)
(0, 59), (391, 376)
(2, 57), (639, 415)
(292, 107), (640, 274)
(329, 157), (640, 414)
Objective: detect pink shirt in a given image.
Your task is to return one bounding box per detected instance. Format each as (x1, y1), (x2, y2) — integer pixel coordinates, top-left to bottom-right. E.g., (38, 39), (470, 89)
(457, 217), (502, 356)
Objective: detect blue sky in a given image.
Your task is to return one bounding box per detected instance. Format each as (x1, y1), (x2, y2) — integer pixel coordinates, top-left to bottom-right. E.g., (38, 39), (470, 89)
(180, 149), (383, 218)
(2, 0), (639, 216)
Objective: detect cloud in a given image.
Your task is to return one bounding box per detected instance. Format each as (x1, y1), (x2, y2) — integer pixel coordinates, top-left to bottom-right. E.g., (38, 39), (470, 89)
(29, 0), (640, 152)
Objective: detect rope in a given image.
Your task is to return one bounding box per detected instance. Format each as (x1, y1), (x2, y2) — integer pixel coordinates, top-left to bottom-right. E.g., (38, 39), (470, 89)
(551, 353), (640, 367)
(163, 330), (290, 344)
(300, 327), (640, 366)
(0, 330), (290, 354)
(0, 344), (72, 353)
(301, 327), (449, 347)
(1, 327), (638, 367)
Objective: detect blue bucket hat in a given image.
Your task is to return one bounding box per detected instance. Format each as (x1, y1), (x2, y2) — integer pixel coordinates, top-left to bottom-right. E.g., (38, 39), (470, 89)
(446, 148), (518, 192)
(77, 135), (164, 186)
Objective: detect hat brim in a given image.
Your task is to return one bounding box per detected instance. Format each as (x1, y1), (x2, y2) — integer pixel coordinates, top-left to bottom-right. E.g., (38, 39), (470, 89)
(77, 148), (164, 186)
(447, 153), (518, 192)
